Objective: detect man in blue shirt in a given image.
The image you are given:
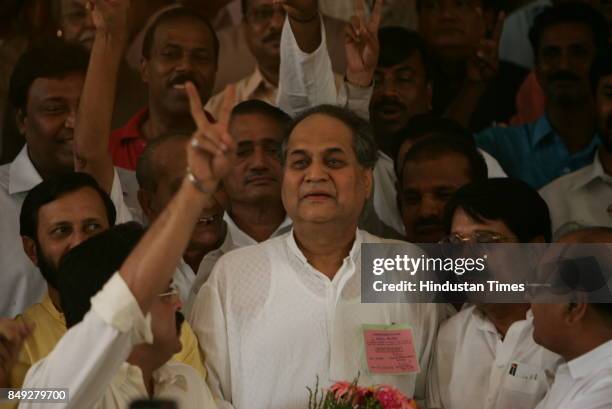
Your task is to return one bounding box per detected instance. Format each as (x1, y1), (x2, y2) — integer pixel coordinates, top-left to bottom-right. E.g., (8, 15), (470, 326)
(476, 3), (608, 189)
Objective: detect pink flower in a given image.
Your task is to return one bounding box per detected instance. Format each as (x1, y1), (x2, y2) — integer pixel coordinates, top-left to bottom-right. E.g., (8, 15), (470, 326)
(329, 381), (353, 401)
(373, 385), (418, 409)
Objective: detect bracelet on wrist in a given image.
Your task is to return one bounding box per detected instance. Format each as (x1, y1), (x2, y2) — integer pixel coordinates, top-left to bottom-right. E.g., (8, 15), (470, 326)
(186, 168), (212, 195)
(289, 11), (319, 24)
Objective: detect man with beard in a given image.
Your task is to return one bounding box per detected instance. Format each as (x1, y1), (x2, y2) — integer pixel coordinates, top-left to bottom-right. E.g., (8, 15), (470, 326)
(109, 6), (219, 170)
(476, 3), (608, 189)
(2, 173), (205, 392)
(205, 0), (285, 119)
(397, 131), (488, 244)
(427, 178), (562, 409)
(540, 46), (612, 237)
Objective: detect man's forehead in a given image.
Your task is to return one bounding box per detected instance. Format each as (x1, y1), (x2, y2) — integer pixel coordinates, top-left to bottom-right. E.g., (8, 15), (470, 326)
(376, 55), (425, 73)
(38, 188), (107, 224)
(29, 74), (84, 98)
(403, 154), (471, 183)
(153, 17), (214, 49)
(288, 115), (354, 147)
(540, 22), (595, 45)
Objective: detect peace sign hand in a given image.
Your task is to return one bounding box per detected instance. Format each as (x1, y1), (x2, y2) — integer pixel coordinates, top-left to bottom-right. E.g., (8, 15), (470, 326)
(346, 0), (383, 87)
(185, 82), (236, 194)
(466, 11), (505, 85)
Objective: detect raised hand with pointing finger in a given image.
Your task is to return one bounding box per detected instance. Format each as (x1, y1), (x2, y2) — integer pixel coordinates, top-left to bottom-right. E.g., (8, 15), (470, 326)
(185, 81), (236, 194)
(346, 0), (383, 87)
(466, 11), (505, 85)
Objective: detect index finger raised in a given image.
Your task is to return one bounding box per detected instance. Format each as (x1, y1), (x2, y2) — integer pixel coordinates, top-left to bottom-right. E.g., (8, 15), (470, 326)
(354, 0), (365, 20)
(369, 0), (383, 31)
(185, 81), (211, 131)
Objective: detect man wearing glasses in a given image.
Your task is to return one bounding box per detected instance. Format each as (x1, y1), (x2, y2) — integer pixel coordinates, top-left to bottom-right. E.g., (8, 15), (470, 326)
(427, 178), (563, 409)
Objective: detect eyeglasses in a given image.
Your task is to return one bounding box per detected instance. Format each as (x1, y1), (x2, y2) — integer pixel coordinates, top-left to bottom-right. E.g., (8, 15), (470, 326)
(158, 285), (180, 302)
(440, 231), (514, 244)
(246, 4), (287, 25)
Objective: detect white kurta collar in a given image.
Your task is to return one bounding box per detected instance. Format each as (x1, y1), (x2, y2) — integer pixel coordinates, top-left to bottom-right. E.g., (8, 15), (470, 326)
(9, 146), (43, 195)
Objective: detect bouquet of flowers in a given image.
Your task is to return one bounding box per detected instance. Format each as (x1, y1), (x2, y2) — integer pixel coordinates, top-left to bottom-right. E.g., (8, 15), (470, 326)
(307, 376), (418, 409)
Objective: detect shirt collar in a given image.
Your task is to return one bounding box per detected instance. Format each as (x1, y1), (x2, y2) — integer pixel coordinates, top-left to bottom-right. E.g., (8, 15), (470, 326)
(116, 362), (188, 391)
(531, 115), (555, 147)
(285, 227), (364, 267)
(41, 291), (66, 325)
(473, 306), (533, 334)
(8, 146), (43, 195)
(243, 67), (276, 99)
(570, 149), (610, 191)
(567, 339), (612, 380)
(114, 107), (150, 143)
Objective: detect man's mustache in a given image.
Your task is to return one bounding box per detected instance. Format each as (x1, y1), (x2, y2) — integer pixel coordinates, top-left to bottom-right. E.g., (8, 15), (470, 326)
(169, 73), (199, 88)
(414, 216), (444, 231)
(372, 97), (407, 113)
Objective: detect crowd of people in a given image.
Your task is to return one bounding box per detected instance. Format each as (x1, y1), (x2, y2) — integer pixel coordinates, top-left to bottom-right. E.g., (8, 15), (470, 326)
(0, 0), (612, 408)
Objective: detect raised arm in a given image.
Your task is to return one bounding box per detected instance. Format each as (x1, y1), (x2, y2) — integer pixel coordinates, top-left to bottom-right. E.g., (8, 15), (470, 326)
(120, 81), (236, 313)
(444, 12), (505, 128)
(276, 0), (381, 119)
(73, 0), (128, 193)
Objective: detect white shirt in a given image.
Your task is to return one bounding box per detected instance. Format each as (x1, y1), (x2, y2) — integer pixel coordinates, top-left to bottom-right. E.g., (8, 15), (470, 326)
(189, 229), (443, 409)
(185, 225), (236, 317)
(0, 147), (132, 318)
(223, 212), (292, 248)
(539, 151), (612, 238)
(499, 0), (551, 69)
(535, 340), (612, 409)
(427, 305), (561, 409)
(19, 273), (216, 409)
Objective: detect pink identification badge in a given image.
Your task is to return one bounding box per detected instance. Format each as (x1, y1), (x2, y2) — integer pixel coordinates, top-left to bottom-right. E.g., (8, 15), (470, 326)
(362, 324), (420, 375)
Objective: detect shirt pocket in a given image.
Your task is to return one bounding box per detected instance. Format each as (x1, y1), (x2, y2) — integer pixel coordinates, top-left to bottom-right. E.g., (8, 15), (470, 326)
(497, 368), (549, 409)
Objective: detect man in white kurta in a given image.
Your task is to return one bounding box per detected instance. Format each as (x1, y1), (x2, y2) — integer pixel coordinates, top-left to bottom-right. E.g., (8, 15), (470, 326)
(190, 104), (442, 409)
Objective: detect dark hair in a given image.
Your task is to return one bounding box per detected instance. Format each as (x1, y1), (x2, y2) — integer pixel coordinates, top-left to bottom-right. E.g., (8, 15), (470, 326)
(58, 222), (144, 328)
(529, 3), (609, 60)
(392, 113), (475, 171)
(590, 44), (612, 94)
(280, 105), (378, 169)
(142, 7), (219, 61)
(378, 27), (431, 80)
(444, 178), (552, 242)
(136, 132), (193, 193)
(8, 39), (89, 113)
(230, 99), (292, 126)
(398, 133), (488, 185)
(20, 172), (116, 239)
